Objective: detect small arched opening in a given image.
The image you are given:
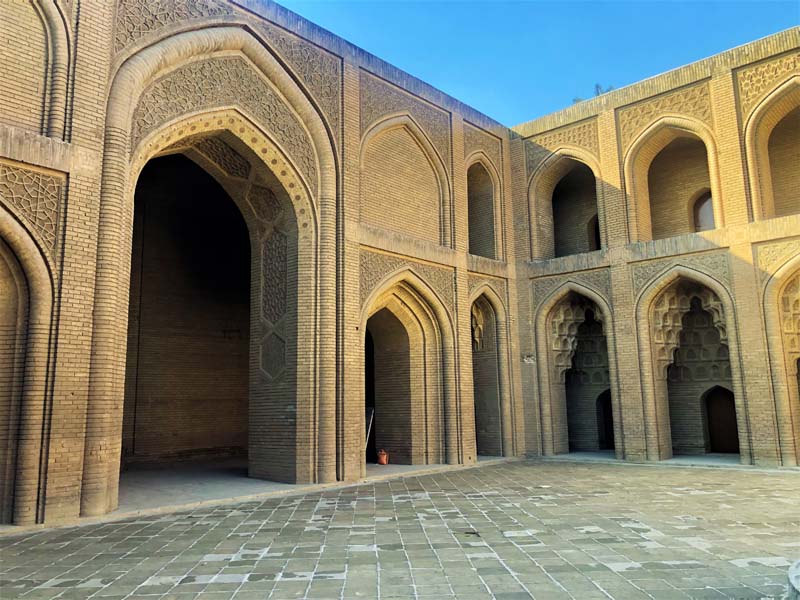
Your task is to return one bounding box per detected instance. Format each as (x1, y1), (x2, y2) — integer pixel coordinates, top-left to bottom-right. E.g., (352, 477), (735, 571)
(648, 135), (713, 239)
(551, 162), (600, 257)
(768, 105), (800, 218)
(467, 162), (496, 259)
(702, 386), (739, 454)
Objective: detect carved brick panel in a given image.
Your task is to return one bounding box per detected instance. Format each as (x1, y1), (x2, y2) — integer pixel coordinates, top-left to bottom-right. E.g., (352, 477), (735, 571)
(115, 0), (233, 51)
(360, 71), (451, 172)
(360, 249), (455, 315)
(618, 82), (712, 149)
(757, 239), (800, 285)
(256, 20), (342, 143)
(525, 119), (599, 176)
(464, 122), (502, 172)
(532, 269), (611, 309)
(262, 229), (288, 325)
(632, 252), (730, 296)
(468, 274), (507, 304)
(736, 51), (800, 117)
(132, 56), (317, 195)
(0, 162), (63, 258)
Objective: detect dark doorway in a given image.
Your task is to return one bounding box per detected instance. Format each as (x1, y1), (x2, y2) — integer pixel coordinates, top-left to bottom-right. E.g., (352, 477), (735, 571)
(365, 309), (413, 464)
(365, 330), (377, 463)
(704, 386), (739, 454)
(122, 154), (250, 467)
(596, 390), (614, 451)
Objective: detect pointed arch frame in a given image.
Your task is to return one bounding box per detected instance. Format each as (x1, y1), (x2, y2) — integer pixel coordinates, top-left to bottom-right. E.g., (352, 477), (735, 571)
(83, 26), (339, 517)
(465, 151), (505, 261)
(634, 265), (751, 463)
(468, 284), (515, 456)
(533, 280), (624, 458)
(527, 146), (606, 260)
(743, 76), (800, 221)
(623, 116), (723, 242)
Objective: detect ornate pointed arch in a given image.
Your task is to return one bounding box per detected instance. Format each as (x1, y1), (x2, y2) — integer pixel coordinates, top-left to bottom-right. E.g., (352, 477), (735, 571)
(623, 116), (723, 242)
(465, 151), (504, 260)
(83, 25), (339, 517)
(469, 283), (515, 457)
(533, 280), (623, 458)
(360, 268), (460, 467)
(762, 251), (800, 466)
(634, 264), (751, 462)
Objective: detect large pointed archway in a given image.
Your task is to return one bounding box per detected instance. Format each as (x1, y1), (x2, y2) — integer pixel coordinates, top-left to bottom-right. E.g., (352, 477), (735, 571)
(83, 25), (338, 517)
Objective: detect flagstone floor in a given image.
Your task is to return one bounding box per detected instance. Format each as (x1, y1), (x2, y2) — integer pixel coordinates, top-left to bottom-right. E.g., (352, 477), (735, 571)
(1, 460), (799, 599)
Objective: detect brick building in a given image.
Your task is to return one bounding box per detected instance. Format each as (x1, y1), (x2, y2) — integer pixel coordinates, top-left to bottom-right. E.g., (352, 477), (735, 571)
(0, 0), (797, 526)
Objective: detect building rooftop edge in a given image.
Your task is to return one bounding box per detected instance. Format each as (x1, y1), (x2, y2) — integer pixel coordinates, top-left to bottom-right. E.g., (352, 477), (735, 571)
(512, 26), (800, 138)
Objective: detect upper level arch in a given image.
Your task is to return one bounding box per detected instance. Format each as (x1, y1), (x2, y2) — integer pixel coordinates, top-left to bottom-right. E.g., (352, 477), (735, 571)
(0, 0), (69, 138)
(360, 113), (451, 247)
(744, 76), (800, 221)
(528, 147), (604, 259)
(465, 151), (503, 260)
(624, 116), (723, 242)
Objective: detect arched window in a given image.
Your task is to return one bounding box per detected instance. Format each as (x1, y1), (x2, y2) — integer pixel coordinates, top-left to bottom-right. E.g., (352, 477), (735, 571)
(467, 162), (496, 259)
(692, 192), (715, 232)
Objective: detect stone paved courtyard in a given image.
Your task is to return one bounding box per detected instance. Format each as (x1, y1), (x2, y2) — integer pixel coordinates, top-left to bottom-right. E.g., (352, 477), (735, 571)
(1, 460), (799, 600)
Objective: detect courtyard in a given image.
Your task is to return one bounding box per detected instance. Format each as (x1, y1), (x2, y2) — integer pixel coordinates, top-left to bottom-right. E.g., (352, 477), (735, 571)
(1, 460), (798, 600)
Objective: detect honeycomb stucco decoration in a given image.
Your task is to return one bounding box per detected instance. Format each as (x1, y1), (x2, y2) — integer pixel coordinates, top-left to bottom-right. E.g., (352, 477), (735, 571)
(249, 185), (283, 225)
(132, 56), (317, 195)
(0, 161), (62, 258)
(260, 332), (286, 379)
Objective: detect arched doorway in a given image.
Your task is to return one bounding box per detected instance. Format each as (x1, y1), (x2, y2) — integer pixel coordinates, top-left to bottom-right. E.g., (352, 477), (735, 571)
(647, 277), (741, 459)
(122, 154), (251, 473)
(539, 290), (617, 455)
(564, 307), (612, 452)
(0, 238), (28, 523)
(596, 390), (614, 451)
(365, 309), (413, 464)
(471, 295), (502, 456)
(704, 386), (739, 454)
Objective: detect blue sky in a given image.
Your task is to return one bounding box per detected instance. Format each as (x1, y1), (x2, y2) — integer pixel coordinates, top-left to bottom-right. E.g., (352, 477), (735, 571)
(277, 0), (798, 126)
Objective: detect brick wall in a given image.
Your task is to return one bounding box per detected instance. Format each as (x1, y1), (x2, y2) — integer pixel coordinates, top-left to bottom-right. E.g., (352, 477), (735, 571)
(122, 155), (250, 463)
(648, 137), (711, 239)
(769, 105), (800, 217)
(0, 1), (46, 133)
(367, 308), (413, 464)
(361, 126), (441, 243)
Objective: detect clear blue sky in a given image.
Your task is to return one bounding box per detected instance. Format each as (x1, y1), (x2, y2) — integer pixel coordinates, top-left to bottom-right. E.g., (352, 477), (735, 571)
(277, 0), (798, 126)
